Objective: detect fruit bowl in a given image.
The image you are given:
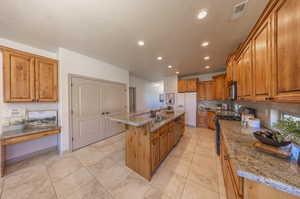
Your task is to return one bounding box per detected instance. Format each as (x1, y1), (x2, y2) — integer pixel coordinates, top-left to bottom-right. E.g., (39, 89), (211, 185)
(253, 131), (290, 147)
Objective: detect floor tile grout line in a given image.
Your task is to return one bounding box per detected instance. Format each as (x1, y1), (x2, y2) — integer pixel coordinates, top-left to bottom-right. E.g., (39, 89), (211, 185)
(84, 164), (117, 199)
(45, 166), (60, 199)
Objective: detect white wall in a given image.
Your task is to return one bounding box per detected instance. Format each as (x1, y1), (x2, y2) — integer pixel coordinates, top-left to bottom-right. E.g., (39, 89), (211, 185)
(163, 76), (178, 93)
(129, 75), (164, 111)
(58, 48), (129, 152)
(181, 71), (225, 81)
(0, 39), (130, 158)
(0, 38), (59, 160)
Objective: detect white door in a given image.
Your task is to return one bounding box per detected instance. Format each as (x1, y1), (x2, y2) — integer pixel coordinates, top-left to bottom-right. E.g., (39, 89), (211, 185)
(102, 81), (127, 138)
(71, 77), (127, 150)
(71, 77), (105, 150)
(184, 93), (197, 127)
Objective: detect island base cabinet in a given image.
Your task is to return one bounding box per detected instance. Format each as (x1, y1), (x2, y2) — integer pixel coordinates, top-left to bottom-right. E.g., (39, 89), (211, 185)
(151, 137), (160, 173)
(125, 125), (151, 180)
(243, 179), (299, 199)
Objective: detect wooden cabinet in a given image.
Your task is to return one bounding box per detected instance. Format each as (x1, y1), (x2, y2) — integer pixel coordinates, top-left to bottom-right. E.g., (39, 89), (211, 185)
(159, 129), (169, 160)
(198, 80), (216, 100)
(35, 57), (58, 102)
(3, 50), (35, 102)
(271, 0), (300, 102)
(252, 19), (272, 101)
(168, 123), (176, 151)
(227, 0), (300, 103)
(177, 78), (198, 93)
(178, 79), (187, 93)
(198, 111), (208, 128)
(207, 111), (216, 130)
(221, 135), (243, 199)
(197, 82), (206, 100)
(151, 137), (160, 172)
(205, 81), (216, 100)
(213, 74), (226, 100)
(186, 78), (198, 92)
(2, 47), (58, 103)
(239, 44), (253, 100)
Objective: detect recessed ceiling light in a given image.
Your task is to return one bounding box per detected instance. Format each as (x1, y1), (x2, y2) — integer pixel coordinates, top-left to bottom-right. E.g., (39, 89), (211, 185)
(201, 41), (209, 47)
(138, 41), (145, 46)
(157, 57), (163, 60)
(176, 71), (180, 74)
(205, 65), (210, 69)
(204, 56), (210, 60)
(197, 9), (208, 20)
(168, 65), (173, 69)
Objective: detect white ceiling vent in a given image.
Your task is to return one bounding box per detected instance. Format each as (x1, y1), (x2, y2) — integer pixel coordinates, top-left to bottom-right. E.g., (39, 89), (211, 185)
(231, 0), (248, 20)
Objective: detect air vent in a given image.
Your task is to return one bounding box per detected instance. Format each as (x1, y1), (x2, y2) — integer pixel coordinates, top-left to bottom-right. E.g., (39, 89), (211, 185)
(231, 0), (248, 20)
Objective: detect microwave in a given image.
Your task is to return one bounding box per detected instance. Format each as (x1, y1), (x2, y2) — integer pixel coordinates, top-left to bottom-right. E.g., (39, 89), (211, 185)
(229, 81), (237, 100)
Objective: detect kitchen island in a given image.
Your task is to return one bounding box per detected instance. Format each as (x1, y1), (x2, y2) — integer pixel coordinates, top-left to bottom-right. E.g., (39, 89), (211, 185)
(220, 120), (300, 199)
(108, 110), (185, 180)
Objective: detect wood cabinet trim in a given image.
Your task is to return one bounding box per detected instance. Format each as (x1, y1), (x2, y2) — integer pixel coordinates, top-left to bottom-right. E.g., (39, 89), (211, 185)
(0, 46), (58, 62)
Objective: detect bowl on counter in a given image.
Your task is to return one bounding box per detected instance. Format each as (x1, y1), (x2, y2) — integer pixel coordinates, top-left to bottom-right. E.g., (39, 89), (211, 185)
(253, 131), (291, 147)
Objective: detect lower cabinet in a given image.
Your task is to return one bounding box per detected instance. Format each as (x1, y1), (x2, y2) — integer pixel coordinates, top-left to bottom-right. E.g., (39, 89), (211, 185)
(221, 135), (243, 199)
(220, 134), (299, 199)
(208, 111), (216, 130)
(159, 129), (169, 161)
(151, 137), (160, 173)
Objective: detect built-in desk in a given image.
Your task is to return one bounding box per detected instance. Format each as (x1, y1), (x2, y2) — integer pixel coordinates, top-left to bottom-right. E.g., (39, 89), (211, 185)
(1, 126), (61, 177)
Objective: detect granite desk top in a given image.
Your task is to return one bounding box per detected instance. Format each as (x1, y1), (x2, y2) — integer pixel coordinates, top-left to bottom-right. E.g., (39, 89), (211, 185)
(107, 110), (185, 130)
(1, 126), (61, 140)
(220, 120), (300, 197)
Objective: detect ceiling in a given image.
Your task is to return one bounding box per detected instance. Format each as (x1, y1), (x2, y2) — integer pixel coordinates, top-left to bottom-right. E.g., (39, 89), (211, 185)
(0, 0), (269, 81)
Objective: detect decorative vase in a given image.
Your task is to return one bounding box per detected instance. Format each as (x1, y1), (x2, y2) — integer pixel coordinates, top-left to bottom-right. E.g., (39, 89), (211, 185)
(291, 143), (300, 166)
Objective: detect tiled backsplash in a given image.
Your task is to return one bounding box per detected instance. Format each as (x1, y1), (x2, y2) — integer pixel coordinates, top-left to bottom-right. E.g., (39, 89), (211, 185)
(198, 100), (233, 110)
(236, 101), (300, 129)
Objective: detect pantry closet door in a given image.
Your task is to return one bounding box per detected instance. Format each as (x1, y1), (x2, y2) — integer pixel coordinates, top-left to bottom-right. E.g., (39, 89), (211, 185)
(102, 81), (127, 139)
(71, 77), (106, 150)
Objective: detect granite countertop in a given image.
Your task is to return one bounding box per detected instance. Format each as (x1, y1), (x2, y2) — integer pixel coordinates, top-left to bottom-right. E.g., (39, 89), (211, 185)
(149, 111), (185, 132)
(1, 126), (61, 140)
(220, 120), (300, 197)
(107, 110), (185, 130)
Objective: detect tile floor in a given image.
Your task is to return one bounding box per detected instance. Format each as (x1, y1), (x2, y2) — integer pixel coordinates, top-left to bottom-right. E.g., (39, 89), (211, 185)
(0, 127), (226, 199)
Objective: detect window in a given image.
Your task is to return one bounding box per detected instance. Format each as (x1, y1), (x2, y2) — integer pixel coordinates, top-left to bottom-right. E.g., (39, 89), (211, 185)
(282, 113), (300, 121)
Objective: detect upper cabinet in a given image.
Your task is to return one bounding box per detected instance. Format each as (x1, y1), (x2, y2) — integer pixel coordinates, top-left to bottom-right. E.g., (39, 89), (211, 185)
(2, 47), (58, 103)
(35, 57), (58, 102)
(252, 19), (272, 101)
(227, 0), (300, 103)
(213, 74), (226, 100)
(177, 78), (198, 93)
(271, 0), (300, 102)
(197, 80), (216, 100)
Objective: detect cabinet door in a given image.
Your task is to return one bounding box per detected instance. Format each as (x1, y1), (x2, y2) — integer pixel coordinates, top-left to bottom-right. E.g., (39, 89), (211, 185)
(242, 44), (253, 99)
(151, 137), (160, 172)
(198, 111), (208, 128)
(205, 81), (216, 100)
(271, 0), (300, 102)
(236, 57), (243, 100)
(197, 82), (206, 100)
(214, 75), (226, 100)
(186, 79), (198, 92)
(177, 80), (186, 93)
(35, 57), (58, 102)
(3, 50), (35, 102)
(207, 112), (216, 130)
(253, 19), (272, 101)
(159, 130), (168, 160)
